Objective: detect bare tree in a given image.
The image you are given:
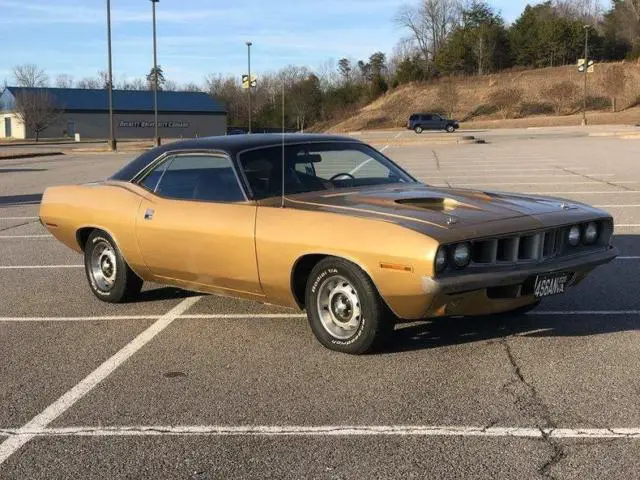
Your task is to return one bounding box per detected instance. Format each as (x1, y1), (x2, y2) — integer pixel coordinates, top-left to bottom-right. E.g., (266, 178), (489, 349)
(601, 65), (627, 112)
(553, 0), (603, 23)
(164, 80), (179, 91)
(182, 82), (203, 92)
(488, 87), (522, 119)
(395, 0), (461, 61)
(13, 91), (62, 141)
(541, 81), (580, 115)
(76, 77), (101, 89)
(438, 79), (459, 118)
(54, 74), (74, 88)
(12, 64), (49, 87)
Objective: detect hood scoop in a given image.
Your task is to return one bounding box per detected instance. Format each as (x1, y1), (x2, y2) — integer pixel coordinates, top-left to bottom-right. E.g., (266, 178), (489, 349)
(395, 197), (468, 213)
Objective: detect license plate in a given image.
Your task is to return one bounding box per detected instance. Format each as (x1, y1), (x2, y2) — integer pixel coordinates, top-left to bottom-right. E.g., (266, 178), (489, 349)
(533, 272), (571, 298)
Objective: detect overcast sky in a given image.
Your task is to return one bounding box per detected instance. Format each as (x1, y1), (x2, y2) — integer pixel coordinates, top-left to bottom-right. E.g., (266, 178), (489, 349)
(1, 0), (536, 86)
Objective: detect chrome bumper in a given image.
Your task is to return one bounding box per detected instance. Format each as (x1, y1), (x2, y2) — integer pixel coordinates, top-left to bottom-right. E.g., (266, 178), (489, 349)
(423, 246), (618, 296)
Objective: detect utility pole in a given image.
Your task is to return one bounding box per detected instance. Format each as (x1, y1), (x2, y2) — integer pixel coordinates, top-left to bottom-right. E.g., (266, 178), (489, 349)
(582, 25), (590, 127)
(246, 41), (252, 133)
(151, 0), (160, 146)
(106, 0), (115, 151)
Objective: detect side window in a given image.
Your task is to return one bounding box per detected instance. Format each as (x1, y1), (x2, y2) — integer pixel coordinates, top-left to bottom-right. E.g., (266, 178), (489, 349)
(143, 154), (245, 202)
(422, 114), (432, 121)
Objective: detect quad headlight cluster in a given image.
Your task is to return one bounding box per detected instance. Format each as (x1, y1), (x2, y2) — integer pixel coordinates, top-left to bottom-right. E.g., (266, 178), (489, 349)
(568, 222), (599, 247)
(435, 242), (471, 273)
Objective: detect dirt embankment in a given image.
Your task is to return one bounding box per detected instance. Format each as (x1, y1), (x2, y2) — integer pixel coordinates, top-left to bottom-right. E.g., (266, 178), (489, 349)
(324, 62), (640, 132)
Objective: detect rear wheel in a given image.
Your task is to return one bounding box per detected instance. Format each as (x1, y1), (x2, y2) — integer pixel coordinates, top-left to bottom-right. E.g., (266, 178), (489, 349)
(305, 258), (393, 354)
(84, 230), (143, 303)
(446, 124), (456, 133)
(414, 125), (423, 134)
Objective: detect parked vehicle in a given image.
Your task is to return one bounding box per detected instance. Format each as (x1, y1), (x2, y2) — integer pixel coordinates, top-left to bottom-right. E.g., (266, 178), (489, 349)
(407, 113), (459, 133)
(40, 134), (616, 354)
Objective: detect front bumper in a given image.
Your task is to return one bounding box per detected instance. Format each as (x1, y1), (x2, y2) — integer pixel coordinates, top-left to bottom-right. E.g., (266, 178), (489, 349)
(420, 246), (617, 317)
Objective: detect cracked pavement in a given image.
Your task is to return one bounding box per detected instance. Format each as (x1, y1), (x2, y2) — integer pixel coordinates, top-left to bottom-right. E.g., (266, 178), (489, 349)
(1, 131), (640, 478)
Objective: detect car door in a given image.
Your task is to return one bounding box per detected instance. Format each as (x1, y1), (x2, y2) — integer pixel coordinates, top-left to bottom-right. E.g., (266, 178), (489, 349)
(134, 152), (262, 295)
(422, 114), (434, 130)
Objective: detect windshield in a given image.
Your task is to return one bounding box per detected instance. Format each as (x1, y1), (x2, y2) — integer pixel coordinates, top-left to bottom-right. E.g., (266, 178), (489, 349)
(238, 142), (416, 199)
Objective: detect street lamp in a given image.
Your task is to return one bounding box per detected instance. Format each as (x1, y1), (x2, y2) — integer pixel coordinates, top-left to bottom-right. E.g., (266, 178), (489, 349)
(246, 41), (252, 133)
(151, 0), (160, 146)
(582, 24), (590, 127)
(106, 0), (115, 151)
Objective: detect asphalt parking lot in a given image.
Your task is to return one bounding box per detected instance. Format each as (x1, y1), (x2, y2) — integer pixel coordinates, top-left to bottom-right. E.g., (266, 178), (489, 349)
(0, 129), (639, 479)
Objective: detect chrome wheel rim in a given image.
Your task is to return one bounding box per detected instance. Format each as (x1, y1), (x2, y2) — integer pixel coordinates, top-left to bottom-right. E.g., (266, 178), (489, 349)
(316, 275), (362, 340)
(89, 240), (117, 292)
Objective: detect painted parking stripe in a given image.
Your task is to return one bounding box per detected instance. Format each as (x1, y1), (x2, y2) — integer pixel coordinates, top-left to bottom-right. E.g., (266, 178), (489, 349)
(595, 204), (640, 208)
(0, 425), (637, 439)
(533, 191), (640, 195)
(0, 235), (52, 239)
(0, 310), (638, 324)
(0, 296), (201, 465)
(0, 265), (83, 269)
(0, 315), (160, 322)
(0, 313), (306, 322)
(452, 181), (637, 187)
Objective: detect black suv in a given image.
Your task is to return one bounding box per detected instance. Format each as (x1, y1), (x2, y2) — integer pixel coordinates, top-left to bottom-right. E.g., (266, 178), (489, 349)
(407, 113), (459, 133)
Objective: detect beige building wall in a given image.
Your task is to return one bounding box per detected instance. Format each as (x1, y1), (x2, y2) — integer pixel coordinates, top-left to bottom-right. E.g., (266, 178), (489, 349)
(0, 113), (26, 139)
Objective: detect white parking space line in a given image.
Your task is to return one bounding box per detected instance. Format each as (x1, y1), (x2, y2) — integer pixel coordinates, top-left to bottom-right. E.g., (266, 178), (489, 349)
(0, 296), (201, 465)
(180, 313), (305, 319)
(0, 316), (160, 322)
(615, 224), (640, 227)
(530, 310), (640, 315)
(596, 204), (640, 208)
(0, 235), (52, 239)
(0, 265), (83, 270)
(379, 144), (390, 152)
(393, 131), (403, 139)
(0, 313), (305, 322)
(533, 191), (640, 195)
(452, 182), (637, 187)
(617, 257), (640, 260)
(0, 425), (637, 440)
(1, 310), (638, 324)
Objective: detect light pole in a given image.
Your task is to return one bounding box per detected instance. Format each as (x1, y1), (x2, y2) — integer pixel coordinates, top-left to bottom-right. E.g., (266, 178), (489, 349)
(582, 25), (590, 127)
(106, 0), (115, 151)
(151, 0), (160, 146)
(246, 41), (252, 133)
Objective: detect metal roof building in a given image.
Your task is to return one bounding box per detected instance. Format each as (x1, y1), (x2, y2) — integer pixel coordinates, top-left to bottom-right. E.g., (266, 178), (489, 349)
(0, 87), (227, 140)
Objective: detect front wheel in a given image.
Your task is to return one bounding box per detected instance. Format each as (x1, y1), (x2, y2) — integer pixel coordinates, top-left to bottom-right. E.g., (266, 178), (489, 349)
(305, 258), (394, 354)
(446, 124), (456, 133)
(84, 230), (143, 303)
(414, 125), (423, 134)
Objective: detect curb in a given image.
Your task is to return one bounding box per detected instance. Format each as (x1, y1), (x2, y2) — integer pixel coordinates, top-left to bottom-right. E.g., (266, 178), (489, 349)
(0, 151), (65, 161)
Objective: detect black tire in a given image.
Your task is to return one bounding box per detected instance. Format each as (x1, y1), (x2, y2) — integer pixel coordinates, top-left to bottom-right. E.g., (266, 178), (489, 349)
(84, 230), (143, 303)
(446, 124), (456, 133)
(305, 257), (394, 354)
(414, 125), (423, 134)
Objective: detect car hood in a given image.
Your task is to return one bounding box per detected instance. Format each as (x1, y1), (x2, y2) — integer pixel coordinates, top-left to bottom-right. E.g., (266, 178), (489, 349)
(285, 184), (581, 231)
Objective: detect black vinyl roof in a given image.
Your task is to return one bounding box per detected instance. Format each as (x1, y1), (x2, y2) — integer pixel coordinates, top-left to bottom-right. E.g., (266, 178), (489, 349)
(110, 133), (363, 181)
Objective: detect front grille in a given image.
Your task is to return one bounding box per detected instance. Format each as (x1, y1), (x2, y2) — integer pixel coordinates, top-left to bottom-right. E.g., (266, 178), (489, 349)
(438, 219), (613, 275)
(471, 227), (565, 265)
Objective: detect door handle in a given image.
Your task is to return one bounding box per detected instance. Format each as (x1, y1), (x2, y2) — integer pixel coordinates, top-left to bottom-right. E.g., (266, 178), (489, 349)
(144, 208), (155, 220)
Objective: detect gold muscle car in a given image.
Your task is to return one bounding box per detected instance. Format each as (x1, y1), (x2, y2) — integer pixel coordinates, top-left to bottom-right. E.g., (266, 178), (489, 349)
(39, 134), (617, 354)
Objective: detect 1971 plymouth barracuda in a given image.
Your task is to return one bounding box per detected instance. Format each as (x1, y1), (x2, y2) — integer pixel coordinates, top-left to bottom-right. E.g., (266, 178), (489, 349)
(39, 134), (617, 354)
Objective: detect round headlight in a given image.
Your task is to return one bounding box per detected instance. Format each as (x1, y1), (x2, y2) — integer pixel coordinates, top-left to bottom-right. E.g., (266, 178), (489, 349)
(453, 243), (471, 268)
(584, 222), (598, 244)
(568, 225), (581, 246)
(435, 247), (447, 273)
